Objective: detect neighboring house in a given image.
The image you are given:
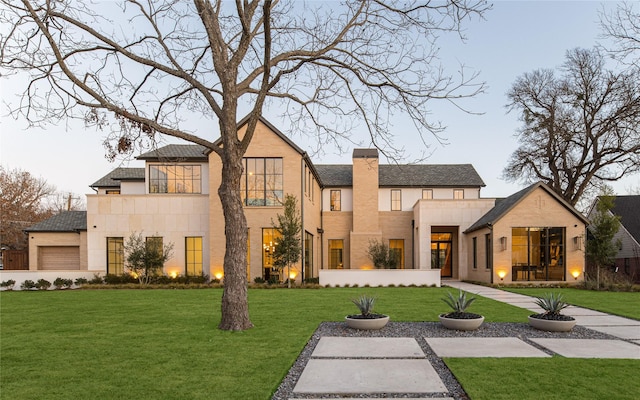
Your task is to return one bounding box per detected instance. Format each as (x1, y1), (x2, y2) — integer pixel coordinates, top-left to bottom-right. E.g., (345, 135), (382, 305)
(587, 195), (640, 282)
(18, 116), (589, 285)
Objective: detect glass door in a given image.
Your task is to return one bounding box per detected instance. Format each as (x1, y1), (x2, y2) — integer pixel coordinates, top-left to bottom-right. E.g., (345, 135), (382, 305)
(431, 233), (453, 278)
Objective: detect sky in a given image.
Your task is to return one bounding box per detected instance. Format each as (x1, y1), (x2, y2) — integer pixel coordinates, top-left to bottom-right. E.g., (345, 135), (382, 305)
(1, 0), (639, 201)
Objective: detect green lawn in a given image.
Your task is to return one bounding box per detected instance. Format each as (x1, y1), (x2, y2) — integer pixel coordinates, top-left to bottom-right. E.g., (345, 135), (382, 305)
(0, 287), (636, 399)
(504, 287), (640, 320)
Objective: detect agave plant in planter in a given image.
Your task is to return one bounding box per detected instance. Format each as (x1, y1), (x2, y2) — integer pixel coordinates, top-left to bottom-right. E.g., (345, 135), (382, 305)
(439, 289), (484, 330)
(529, 292), (576, 332)
(345, 294), (390, 330)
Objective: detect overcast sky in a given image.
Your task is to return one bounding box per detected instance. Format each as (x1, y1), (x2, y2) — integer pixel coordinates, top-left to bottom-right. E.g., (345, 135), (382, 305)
(1, 1), (638, 200)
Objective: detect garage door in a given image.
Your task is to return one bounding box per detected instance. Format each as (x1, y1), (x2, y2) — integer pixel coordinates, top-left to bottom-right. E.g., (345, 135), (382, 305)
(39, 246), (80, 270)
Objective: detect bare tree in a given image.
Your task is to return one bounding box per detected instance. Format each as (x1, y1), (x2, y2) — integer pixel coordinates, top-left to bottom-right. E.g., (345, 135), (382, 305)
(0, 166), (55, 249)
(504, 48), (640, 207)
(0, 0), (489, 330)
(599, 2), (640, 67)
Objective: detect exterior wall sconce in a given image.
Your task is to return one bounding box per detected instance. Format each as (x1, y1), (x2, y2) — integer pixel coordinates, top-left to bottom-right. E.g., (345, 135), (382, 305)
(497, 270), (507, 282)
(573, 235), (583, 250)
(499, 236), (507, 251)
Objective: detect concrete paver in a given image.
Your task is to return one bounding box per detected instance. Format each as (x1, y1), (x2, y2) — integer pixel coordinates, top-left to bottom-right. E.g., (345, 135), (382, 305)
(571, 315), (640, 326)
(582, 325), (640, 340)
(425, 337), (551, 358)
(312, 337), (425, 358)
(293, 359), (448, 394)
(530, 339), (640, 359)
(563, 306), (609, 316)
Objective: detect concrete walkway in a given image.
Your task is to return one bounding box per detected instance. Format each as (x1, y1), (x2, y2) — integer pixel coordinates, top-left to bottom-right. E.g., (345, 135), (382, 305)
(445, 281), (640, 343)
(285, 282), (640, 399)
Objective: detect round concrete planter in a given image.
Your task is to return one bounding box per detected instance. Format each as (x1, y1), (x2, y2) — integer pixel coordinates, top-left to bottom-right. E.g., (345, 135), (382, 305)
(345, 315), (390, 330)
(528, 315), (576, 332)
(439, 314), (484, 331)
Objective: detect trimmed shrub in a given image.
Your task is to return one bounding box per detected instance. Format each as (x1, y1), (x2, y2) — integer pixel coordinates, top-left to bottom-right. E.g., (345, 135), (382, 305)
(21, 280), (36, 290)
(35, 279), (52, 290)
(74, 277), (88, 286)
(53, 278), (73, 289)
(1, 279), (16, 290)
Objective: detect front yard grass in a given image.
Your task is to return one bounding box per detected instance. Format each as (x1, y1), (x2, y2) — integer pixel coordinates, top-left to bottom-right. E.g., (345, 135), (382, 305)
(504, 287), (640, 320)
(0, 286), (636, 399)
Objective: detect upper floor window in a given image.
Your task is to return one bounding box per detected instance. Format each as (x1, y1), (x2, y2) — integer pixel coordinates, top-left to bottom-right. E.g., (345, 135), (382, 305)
(242, 158), (283, 206)
(454, 189), (464, 199)
(330, 190), (341, 211)
(149, 165), (201, 194)
(391, 189), (402, 211)
(422, 189), (433, 199)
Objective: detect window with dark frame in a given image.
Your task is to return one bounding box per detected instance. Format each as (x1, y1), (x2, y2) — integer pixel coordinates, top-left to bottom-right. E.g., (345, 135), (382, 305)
(472, 237), (477, 269)
(241, 158), (283, 206)
(149, 165), (201, 194)
(106, 237), (124, 275)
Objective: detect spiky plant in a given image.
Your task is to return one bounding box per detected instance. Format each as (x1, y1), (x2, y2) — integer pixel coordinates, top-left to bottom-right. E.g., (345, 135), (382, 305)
(534, 292), (570, 316)
(351, 294), (377, 317)
(442, 290), (476, 313)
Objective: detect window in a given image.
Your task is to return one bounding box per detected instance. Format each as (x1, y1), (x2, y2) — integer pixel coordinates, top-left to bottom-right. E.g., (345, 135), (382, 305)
(485, 233), (491, 269)
(106, 237), (124, 275)
(330, 190), (341, 211)
(454, 189), (464, 199)
(242, 158), (283, 206)
(422, 189), (433, 200)
(106, 190), (120, 195)
(262, 228), (282, 281)
(472, 237), (477, 269)
(305, 231), (313, 279)
(512, 227), (565, 281)
(149, 165), (201, 193)
(185, 237), (203, 276)
(391, 189), (402, 211)
(389, 239), (404, 269)
(328, 239), (344, 269)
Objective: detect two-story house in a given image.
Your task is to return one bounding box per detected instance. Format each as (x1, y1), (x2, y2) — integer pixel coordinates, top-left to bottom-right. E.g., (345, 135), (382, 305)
(17, 116), (588, 287)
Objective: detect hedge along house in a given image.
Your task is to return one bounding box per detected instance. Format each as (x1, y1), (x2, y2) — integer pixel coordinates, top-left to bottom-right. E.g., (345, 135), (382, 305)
(10, 117), (588, 288)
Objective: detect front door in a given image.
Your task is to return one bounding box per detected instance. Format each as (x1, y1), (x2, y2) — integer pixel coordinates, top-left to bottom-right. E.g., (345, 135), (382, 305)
(431, 233), (452, 278)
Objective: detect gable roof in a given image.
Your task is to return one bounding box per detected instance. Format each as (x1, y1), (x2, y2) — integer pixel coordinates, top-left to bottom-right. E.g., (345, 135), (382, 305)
(24, 211), (87, 233)
(612, 195), (640, 243)
(315, 164), (485, 188)
(465, 182), (588, 233)
(137, 144), (209, 161)
(90, 167), (145, 189)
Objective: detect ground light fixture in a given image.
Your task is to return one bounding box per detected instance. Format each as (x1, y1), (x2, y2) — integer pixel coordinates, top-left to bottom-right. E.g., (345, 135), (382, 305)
(571, 270), (580, 280)
(497, 270), (507, 282)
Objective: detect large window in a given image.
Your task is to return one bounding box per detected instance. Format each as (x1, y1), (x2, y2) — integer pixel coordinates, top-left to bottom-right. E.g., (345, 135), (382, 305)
(512, 227), (565, 281)
(185, 237), (203, 276)
(391, 189), (402, 211)
(328, 239), (344, 269)
(453, 189), (464, 199)
(330, 190), (341, 211)
(149, 165), (201, 193)
(262, 228), (282, 281)
(305, 231), (313, 280)
(389, 239), (404, 269)
(422, 189), (433, 200)
(106, 237), (124, 275)
(242, 158), (283, 206)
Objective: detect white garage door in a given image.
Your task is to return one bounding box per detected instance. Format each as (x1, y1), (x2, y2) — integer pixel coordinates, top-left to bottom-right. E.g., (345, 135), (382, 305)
(39, 246), (80, 270)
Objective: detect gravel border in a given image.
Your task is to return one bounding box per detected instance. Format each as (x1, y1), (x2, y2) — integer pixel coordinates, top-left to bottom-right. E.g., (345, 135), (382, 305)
(271, 321), (619, 400)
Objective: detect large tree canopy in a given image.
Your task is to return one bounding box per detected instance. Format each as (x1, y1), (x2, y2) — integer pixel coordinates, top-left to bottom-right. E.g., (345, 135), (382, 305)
(1, 0), (490, 330)
(504, 48), (640, 207)
(599, 2), (640, 68)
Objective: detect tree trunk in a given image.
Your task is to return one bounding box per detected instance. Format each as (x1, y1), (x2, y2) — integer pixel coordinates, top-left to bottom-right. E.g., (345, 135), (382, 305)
(217, 136), (253, 331)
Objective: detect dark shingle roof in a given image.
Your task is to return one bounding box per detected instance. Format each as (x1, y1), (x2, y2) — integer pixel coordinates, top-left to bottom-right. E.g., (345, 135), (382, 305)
(137, 144), (208, 161)
(465, 182), (588, 233)
(612, 195), (640, 243)
(91, 167), (145, 188)
(25, 211), (87, 232)
(315, 164), (485, 188)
